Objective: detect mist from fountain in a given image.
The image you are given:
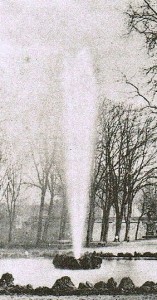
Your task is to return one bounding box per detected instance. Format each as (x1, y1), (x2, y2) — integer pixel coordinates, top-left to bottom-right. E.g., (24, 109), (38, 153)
(62, 48), (97, 259)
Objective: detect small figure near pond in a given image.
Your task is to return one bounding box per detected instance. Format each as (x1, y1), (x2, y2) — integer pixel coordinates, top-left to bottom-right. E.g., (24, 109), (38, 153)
(127, 236), (130, 242)
(114, 235), (119, 242)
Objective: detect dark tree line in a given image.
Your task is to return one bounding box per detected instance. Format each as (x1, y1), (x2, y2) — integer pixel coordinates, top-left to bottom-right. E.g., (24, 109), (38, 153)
(0, 124), (69, 247)
(25, 134), (68, 247)
(86, 101), (157, 245)
(2, 164), (22, 244)
(135, 185), (157, 240)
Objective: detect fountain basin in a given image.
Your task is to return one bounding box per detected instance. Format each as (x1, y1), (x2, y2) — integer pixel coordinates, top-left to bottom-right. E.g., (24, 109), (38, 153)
(53, 252), (102, 269)
(0, 256), (157, 289)
(0, 273), (156, 296)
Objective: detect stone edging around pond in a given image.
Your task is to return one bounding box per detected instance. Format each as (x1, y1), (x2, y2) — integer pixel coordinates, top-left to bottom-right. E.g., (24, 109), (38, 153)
(97, 251), (157, 259)
(52, 251), (157, 266)
(1, 273), (157, 296)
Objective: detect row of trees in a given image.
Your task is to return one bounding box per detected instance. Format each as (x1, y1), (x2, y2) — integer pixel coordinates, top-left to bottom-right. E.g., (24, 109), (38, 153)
(87, 0), (157, 246)
(86, 101), (157, 245)
(0, 123), (69, 246)
(1, 100), (157, 247)
(2, 102), (157, 246)
(1, 1), (157, 248)
(135, 185), (157, 240)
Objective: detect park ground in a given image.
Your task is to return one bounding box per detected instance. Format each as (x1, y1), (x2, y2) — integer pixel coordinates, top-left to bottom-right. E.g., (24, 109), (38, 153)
(88, 239), (157, 255)
(0, 239), (157, 258)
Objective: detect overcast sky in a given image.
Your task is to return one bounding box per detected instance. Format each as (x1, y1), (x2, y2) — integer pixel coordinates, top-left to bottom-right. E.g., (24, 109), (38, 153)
(0, 0), (148, 159)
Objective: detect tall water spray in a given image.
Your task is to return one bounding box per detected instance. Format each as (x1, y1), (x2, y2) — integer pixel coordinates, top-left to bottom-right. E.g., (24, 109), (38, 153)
(62, 48), (97, 259)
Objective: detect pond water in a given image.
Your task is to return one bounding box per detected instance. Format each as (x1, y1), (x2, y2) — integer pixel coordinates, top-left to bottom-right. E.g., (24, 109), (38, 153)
(0, 258), (157, 288)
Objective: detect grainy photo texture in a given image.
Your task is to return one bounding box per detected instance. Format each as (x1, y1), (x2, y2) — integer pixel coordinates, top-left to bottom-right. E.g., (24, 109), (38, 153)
(0, 0), (157, 299)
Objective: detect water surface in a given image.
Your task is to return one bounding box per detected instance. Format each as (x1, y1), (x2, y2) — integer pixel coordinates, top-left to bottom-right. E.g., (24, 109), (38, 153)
(0, 258), (156, 288)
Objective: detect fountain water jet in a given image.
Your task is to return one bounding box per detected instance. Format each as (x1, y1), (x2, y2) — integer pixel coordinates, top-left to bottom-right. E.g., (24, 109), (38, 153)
(62, 48), (97, 259)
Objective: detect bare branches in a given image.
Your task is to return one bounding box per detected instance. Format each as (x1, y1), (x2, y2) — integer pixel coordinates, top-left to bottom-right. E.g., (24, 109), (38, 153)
(126, 0), (157, 99)
(126, 1), (157, 52)
(25, 133), (65, 246)
(144, 0), (157, 18)
(93, 100), (157, 241)
(123, 74), (157, 113)
(2, 163), (23, 243)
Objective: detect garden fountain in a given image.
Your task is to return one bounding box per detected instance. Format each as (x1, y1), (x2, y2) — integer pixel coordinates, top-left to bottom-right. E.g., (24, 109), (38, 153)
(62, 48), (98, 261)
(0, 44), (156, 298)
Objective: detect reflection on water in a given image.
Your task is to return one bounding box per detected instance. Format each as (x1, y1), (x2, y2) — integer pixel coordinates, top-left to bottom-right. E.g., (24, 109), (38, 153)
(0, 258), (156, 288)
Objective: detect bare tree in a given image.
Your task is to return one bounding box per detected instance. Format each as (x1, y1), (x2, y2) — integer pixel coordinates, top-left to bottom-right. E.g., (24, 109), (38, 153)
(42, 169), (67, 243)
(30, 144), (56, 246)
(42, 171), (56, 242)
(86, 101), (126, 244)
(86, 100), (113, 246)
(24, 115), (65, 246)
(89, 100), (157, 243)
(23, 130), (57, 247)
(93, 103), (131, 242)
(125, 0), (157, 108)
(86, 140), (105, 246)
(98, 104), (124, 242)
(3, 164), (22, 244)
(113, 106), (157, 241)
(86, 178), (97, 246)
(135, 185), (157, 240)
(59, 185), (68, 241)
(127, 1), (157, 52)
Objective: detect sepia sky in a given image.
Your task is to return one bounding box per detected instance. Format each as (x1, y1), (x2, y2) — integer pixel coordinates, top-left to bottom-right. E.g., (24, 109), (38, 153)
(0, 0), (148, 159)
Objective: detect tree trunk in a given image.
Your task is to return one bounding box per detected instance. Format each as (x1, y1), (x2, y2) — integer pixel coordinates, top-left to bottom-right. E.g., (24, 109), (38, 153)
(135, 216), (142, 240)
(115, 211), (122, 241)
(42, 193), (54, 242)
(135, 201), (145, 240)
(86, 192), (95, 247)
(36, 190), (46, 246)
(8, 220), (13, 244)
(100, 204), (111, 242)
(124, 203), (132, 241)
(124, 218), (131, 241)
(59, 195), (68, 240)
(8, 209), (15, 244)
